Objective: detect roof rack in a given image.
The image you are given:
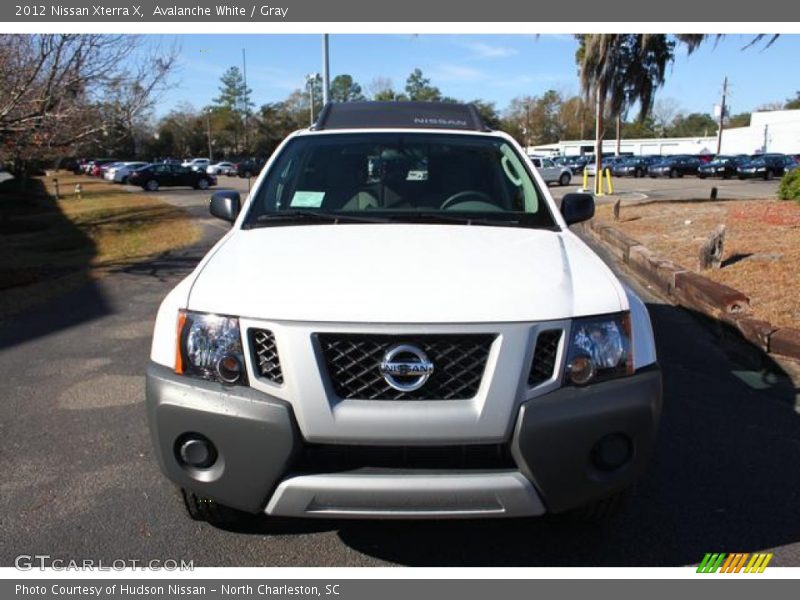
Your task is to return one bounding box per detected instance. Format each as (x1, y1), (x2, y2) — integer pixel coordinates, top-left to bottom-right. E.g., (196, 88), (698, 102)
(312, 101), (490, 132)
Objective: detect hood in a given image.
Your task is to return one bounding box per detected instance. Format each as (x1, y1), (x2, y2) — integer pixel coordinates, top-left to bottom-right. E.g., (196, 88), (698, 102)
(187, 224), (626, 323)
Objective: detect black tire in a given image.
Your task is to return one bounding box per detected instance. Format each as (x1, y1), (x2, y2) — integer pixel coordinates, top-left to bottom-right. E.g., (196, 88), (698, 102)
(568, 489), (628, 524)
(195, 178), (210, 190)
(181, 488), (248, 527)
(698, 173), (706, 179)
(723, 172), (732, 180)
(559, 172), (571, 186)
(669, 168), (678, 179)
(144, 179), (159, 191)
(738, 175), (746, 180)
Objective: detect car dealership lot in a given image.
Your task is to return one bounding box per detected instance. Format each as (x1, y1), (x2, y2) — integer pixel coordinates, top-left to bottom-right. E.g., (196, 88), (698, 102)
(0, 175), (798, 567)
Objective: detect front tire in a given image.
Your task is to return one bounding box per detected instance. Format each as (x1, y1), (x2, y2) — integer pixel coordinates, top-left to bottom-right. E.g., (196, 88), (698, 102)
(145, 179), (159, 192)
(195, 178), (210, 190)
(559, 172), (571, 186)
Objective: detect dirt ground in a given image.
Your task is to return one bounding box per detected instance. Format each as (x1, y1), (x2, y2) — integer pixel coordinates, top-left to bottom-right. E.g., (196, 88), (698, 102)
(594, 198), (800, 331)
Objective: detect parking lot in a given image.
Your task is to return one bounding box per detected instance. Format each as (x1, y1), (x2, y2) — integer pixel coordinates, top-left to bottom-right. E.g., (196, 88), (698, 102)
(1, 170), (798, 568)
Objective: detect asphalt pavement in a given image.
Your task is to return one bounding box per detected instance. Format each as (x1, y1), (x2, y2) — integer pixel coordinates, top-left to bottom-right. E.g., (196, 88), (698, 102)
(1, 178), (799, 567)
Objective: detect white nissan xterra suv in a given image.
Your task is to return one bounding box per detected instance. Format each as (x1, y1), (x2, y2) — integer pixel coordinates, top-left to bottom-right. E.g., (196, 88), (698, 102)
(146, 102), (662, 526)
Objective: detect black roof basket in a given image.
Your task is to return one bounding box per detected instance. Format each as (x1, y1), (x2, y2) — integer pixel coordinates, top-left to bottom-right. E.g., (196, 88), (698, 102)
(312, 101), (490, 132)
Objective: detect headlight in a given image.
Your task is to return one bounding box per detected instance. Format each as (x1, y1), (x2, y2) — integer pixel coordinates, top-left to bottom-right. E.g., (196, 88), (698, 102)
(564, 313), (633, 386)
(175, 310), (247, 385)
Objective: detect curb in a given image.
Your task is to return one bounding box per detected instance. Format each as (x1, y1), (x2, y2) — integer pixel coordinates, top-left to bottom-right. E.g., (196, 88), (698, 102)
(585, 219), (800, 363)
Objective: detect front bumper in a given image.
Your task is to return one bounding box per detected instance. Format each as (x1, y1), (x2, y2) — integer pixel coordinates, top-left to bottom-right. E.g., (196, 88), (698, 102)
(146, 362), (662, 518)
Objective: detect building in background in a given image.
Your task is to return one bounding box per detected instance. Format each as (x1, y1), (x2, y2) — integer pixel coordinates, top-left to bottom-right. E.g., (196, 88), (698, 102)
(529, 109), (800, 157)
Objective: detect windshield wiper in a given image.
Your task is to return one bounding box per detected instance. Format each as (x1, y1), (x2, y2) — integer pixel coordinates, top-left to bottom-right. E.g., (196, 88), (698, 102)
(249, 210), (391, 226)
(397, 212), (521, 227)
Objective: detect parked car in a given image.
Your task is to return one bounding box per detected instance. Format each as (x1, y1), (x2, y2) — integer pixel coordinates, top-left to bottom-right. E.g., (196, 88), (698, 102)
(697, 155), (750, 179)
(206, 162), (236, 176)
(87, 159), (119, 177)
(648, 155), (701, 178)
(128, 163), (217, 191)
(564, 156), (589, 174)
(585, 156), (624, 177)
(145, 101), (661, 527)
(106, 161), (149, 184)
(182, 158), (211, 172)
(235, 157), (266, 178)
(528, 156), (572, 186)
(737, 154), (798, 180)
(613, 156), (660, 178)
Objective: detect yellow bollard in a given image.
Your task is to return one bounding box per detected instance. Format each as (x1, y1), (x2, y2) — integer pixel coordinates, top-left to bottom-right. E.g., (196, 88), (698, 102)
(605, 168), (614, 195)
(582, 167), (588, 192)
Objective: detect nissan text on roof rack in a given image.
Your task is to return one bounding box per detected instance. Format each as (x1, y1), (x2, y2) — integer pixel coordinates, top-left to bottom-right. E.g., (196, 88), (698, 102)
(146, 101), (662, 525)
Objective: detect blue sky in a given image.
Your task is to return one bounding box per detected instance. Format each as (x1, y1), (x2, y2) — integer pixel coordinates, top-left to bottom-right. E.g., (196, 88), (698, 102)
(144, 34), (799, 118)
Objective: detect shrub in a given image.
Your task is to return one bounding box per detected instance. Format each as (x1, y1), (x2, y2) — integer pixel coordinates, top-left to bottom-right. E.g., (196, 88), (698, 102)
(778, 168), (800, 202)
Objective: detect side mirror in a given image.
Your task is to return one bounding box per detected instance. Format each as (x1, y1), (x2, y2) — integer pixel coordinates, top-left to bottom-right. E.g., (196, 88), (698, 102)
(560, 192), (595, 226)
(210, 190), (241, 223)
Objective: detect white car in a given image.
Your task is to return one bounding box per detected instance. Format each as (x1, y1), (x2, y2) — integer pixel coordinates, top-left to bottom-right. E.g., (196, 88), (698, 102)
(107, 161), (148, 184)
(528, 156), (572, 186)
(146, 102), (661, 526)
(206, 162), (235, 176)
(182, 158), (211, 172)
(101, 162), (127, 181)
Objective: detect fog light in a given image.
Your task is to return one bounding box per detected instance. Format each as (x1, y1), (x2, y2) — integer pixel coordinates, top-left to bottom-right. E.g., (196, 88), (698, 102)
(176, 434), (217, 469)
(591, 433), (632, 471)
(216, 354), (243, 384)
(567, 354), (595, 385)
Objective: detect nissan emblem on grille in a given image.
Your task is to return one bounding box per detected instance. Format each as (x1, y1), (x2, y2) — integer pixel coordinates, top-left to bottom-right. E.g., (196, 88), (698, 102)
(379, 344), (435, 392)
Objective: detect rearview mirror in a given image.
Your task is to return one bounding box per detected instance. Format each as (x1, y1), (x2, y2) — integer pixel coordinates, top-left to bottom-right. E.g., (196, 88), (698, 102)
(560, 193), (595, 226)
(210, 190), (241, 223)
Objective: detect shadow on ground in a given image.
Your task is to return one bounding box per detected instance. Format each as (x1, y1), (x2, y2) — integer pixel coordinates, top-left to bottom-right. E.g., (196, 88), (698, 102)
(0, 177), (111, 350)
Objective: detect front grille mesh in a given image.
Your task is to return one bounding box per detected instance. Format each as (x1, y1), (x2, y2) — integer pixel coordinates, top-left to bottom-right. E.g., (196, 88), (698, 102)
(317, 333), (495, 400)
(528, 329), (562, 386)
(250, 329), (284, 384)
(295, 443), (515, 473)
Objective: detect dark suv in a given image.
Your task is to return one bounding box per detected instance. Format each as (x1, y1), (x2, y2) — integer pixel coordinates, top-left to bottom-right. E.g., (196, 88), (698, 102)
(613, 156), (660, 178)
(649, 155), (702, 178)
(697, 155), (750, 179)
(235, 157), (266, 178)
(737, 154), (798, 180)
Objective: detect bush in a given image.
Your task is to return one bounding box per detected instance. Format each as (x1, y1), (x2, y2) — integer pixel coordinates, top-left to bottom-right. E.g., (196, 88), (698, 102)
(778, 168), (800, 202)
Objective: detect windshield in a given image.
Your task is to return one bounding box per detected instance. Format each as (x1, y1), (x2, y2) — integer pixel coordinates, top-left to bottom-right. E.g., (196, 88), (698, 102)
(244, 133), (557, 229)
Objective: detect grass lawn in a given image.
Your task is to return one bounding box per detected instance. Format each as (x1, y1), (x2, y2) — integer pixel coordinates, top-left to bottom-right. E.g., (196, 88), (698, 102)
(594, 198), (800, 330)
(0, 172), (201, 319)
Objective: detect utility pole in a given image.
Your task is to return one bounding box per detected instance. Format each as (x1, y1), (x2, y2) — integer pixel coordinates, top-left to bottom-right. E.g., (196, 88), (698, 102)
(322, 34), (330, 105)
(716, 76), (728, 155)
(206, 108), (213, 162)
(242, 48), (249, 155)
(306, 73), (320, 126)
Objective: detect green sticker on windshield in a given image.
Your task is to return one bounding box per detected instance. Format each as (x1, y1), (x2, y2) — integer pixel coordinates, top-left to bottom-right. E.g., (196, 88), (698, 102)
(290, 191), (326, 207)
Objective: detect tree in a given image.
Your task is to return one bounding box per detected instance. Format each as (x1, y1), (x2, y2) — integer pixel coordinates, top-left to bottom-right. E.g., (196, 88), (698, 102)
(212, 66), (253, 154)
(0, 34), (177, 174)
(404, 69), (442, 102)
(727, 112), (751, 128)
(667, 112), (718, 137)
(786, 92), (800, 110)
(329, 74), (365, 103)
(368, 77), (404, 101)
(576, 34), (704, 191)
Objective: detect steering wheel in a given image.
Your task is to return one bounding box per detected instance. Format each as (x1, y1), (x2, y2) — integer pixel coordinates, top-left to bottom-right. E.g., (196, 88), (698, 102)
(440, 190), (494, 210)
